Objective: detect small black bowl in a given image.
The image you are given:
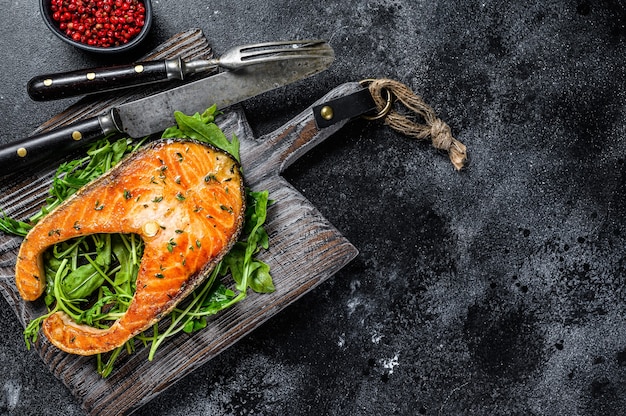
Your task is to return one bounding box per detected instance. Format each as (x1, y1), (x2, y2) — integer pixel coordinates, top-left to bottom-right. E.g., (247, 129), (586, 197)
(40, 0), (153, 54)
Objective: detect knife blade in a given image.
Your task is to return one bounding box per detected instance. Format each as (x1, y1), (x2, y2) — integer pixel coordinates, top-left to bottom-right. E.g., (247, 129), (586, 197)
(0, 54), (333, 174)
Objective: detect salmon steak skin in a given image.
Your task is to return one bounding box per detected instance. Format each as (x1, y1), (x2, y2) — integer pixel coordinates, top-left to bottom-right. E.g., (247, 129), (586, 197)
(15, 138), (246, 355)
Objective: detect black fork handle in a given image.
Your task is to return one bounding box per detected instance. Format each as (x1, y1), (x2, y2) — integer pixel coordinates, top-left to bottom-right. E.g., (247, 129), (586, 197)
(27, 59), (183, 101)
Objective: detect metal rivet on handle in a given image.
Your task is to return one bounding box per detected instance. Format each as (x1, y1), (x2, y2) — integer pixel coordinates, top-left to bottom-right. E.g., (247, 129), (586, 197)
(17, 147), (27, 157)
(320, 105), (334, 120)
(87, 72), (96, 80)
(72, 131), (82, 141)
(43, 79), (53, 87)
(135, 65), (144, 73)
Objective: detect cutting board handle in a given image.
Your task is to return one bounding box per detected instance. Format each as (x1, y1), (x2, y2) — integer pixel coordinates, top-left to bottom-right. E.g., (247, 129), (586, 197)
(241, 82), (364, 181)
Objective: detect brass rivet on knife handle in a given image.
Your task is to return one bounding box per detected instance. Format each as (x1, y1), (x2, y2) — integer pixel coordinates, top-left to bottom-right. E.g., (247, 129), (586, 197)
(363, 78), (468, 171)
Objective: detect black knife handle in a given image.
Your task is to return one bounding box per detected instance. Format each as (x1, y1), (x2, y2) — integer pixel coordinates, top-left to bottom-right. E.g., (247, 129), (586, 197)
(27, 59), (183, 101)
(0, 112), (118, 175)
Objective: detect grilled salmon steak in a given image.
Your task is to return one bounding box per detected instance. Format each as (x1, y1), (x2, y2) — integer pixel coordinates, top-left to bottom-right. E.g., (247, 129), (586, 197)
(15, 139), (245, 355)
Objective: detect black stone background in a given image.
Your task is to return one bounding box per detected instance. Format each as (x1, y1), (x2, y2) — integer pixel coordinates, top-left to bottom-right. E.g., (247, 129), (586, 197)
(0, 0), (625, 415)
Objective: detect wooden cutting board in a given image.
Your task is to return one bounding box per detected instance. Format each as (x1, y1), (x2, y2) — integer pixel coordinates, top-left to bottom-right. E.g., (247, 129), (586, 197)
(0, 29), (359, 415)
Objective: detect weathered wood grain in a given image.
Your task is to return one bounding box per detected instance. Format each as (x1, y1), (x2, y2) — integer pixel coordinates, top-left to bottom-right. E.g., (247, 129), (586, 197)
(0, 29), (358, 415)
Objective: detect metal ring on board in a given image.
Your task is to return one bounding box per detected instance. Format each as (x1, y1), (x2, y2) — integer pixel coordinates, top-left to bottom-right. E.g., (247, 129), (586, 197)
(359, 79), (393, 121)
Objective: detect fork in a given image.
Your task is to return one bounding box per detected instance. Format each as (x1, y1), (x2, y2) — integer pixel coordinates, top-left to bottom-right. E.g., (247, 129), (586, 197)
(27, 39), (334, 101)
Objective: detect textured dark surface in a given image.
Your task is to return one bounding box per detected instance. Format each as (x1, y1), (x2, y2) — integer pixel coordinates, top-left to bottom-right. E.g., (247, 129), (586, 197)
(1, 1), (625, 415)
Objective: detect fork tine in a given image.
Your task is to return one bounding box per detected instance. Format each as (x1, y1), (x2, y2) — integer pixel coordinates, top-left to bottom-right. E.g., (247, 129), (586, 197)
(239, 41), (333, 62)
(214, 40), (333, 71)
(241, 48), (333, 61)
(239, 51), (334, 64)
(238, 39), (328, 52)
(241, 43), (332, 54)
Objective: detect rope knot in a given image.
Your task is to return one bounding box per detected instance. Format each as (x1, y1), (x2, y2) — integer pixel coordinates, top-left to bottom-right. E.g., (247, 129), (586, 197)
(365, 78), (468, 171)
(430, 118), (453, 151)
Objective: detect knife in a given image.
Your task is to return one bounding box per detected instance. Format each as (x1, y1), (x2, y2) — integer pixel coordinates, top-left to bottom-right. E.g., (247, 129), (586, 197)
(0, 54), (333, 174)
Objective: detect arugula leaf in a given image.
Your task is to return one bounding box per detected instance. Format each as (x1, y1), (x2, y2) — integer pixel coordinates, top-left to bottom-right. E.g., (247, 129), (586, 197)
(111, 234), (141, 295)
(248, 261), (274, 294)
(162, 105), (240, 162)
(60, 234), (112, 300)
(222, 190), (272, 293)
(0, 213), (31, 237)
